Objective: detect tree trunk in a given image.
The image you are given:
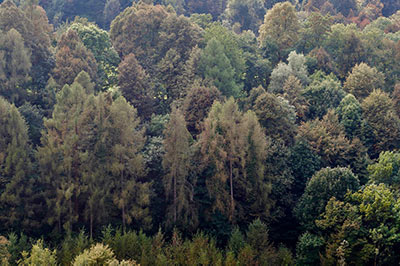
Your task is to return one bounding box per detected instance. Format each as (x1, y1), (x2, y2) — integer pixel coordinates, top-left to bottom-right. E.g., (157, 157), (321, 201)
(122, 203), (126, 233)
(229, 159), (234, 222)
(90, 211), (93, 239)
(174, 174), (177, 224)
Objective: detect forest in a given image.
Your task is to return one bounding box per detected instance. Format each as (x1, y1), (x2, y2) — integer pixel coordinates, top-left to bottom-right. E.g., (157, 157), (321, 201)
(0, 0), (400, 264)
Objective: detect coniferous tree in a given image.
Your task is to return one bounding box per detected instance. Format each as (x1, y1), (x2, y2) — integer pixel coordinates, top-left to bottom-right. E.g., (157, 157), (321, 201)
(0, 97), (34, 231)
(37, 78), (89, 233)
(108, 96), (151, 232)
(0, 28), (31, 105)
(162, 107), (196, 229)
(198, 38), (242, 98)
(198, 98), (270, 223)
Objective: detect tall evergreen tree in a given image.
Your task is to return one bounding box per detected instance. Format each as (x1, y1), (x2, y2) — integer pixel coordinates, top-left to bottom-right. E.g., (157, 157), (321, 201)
(198, 38), (242, 98)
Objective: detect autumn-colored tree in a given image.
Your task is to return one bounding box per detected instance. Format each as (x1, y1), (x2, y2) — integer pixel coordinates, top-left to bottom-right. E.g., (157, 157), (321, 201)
(110, 3), (202, 107)
(253, 90), (297, 145)
(361, 89), (400, 157)
(344, 62), (385, 100)
(162, 107), (196, 229)
(198, 98), (270, 223)
(297, 110), (368, 173)
(183, 85), (222, 136)
(224, 0), (266, 33)
(118, 53), (154, 119)
(0, 0), (54, 97)
(107, 96), (151, 232)
(53, 29), (97, 87)
(259, 2), (300, 58)
(37, 78), (89, 233)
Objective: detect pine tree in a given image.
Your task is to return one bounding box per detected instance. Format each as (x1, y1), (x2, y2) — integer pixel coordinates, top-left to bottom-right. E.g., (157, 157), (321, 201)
(162, 107), (195, 229)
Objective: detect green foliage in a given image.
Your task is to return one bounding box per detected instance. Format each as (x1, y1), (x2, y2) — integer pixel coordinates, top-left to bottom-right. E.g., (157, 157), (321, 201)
(73, 243), (116, 266)
(317, 184), (400, 265)
(0, 97), (34, 231)
(336, 94), (362, 140)
(198, 38), (242, 98)
(69, 20), (120, 90)
(344, 63), (385, 100)
(295, 167), (360, 230)
(295, 232), (324, 266)
(0, 28), (31, 105)
(368, 151), (400, 188)
(253, 89), (297, 145)
(204, 24), (246, 87)
(323, 23), (366, 79)
(1, 1), (400, 264)
(303, 71), (345, 120)
(58, 230), (89, 266)
(268, 51), (309, 94)
(18, 240), (57, 266)
(224, 0), (265, 33)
